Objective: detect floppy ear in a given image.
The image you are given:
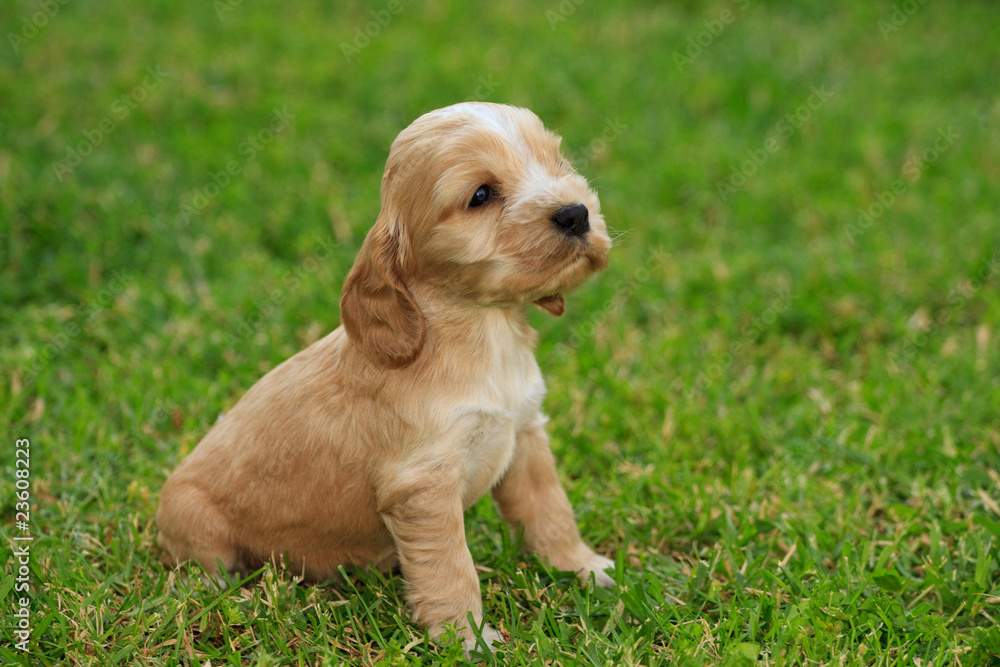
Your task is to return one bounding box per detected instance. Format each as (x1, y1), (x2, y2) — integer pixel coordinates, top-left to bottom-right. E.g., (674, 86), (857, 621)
(339, 215), (425, 369)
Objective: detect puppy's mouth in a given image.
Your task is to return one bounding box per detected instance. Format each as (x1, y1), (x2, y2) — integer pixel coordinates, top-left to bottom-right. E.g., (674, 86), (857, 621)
(533, 293), (565, 316)
(530, 242), (607, 317)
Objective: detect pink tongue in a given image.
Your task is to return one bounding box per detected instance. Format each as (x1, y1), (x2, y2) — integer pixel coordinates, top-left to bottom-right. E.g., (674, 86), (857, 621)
(534, 293), (565, 316)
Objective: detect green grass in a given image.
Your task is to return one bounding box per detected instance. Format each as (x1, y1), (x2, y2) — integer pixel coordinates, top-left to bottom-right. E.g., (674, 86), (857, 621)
(2, 0), (1000, 664)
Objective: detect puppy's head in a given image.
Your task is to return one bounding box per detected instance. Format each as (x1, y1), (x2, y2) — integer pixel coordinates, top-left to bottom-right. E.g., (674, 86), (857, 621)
(341, 103), (612, 368)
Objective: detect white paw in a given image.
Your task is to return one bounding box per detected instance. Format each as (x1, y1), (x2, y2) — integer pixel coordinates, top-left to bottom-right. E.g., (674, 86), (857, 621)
(579, 554), (616, 589)
(462, 623), (504, 654)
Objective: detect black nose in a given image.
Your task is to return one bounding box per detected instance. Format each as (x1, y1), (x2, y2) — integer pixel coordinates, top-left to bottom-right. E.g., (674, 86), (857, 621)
(551, 203), (590, 237)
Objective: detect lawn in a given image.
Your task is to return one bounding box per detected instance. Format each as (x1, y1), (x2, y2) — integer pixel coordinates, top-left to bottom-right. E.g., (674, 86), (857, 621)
(2, 0), (999, 664)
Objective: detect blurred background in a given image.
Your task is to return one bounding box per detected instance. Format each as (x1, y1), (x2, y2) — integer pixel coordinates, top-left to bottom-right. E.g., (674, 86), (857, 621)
(1, 1), (998, 663)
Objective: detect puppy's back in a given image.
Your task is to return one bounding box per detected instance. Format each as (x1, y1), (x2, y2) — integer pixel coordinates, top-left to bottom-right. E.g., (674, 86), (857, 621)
(156, 328), (394, 578)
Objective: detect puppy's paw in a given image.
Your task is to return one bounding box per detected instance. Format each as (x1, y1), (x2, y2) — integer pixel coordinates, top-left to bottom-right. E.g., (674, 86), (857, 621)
(462, 623), (505, 655)
(430, 619), (505, 655)
(577, 554), (616, 589)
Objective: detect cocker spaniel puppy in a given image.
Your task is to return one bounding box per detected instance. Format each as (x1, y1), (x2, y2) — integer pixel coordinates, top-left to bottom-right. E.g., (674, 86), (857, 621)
(156, 102), (614, 651)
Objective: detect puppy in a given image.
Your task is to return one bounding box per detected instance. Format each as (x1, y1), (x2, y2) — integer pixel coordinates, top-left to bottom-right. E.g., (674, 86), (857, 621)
(156, 102), (614, 650)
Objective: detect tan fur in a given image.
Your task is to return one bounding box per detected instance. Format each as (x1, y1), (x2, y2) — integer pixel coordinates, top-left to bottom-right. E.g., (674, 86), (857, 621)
(156, 102), (614, 651)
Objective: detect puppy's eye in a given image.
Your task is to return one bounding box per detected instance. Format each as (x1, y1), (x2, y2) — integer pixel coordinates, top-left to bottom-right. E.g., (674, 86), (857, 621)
(468, 185), (492, 208)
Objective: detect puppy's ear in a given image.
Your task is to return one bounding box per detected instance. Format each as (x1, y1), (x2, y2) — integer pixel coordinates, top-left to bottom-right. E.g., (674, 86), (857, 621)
(340, 216), (425, 369)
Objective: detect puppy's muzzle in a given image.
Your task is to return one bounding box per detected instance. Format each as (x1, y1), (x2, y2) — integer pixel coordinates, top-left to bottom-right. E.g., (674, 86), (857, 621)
(551, 203), (590, 237)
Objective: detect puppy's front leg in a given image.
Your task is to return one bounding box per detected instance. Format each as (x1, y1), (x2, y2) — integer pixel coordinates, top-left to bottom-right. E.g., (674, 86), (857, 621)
(378, 487), (503, 652)
(492, 422), (615, 588)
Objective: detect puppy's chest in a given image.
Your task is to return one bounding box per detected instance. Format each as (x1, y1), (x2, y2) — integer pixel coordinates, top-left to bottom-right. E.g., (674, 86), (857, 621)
(452, 356), (546, 507)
